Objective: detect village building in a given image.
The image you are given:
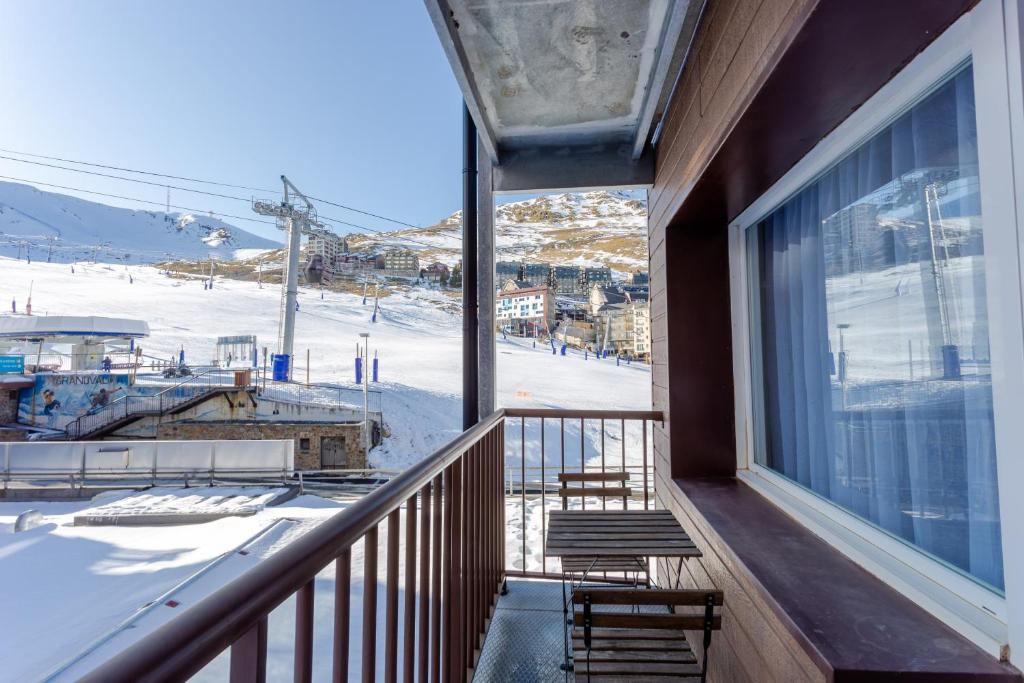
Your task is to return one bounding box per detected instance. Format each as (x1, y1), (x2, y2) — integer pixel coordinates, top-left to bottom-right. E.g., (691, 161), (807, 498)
(629, 301), (651, 362)
(306, 230), (348, 271)
(520, 262), (551, 289)
(495, 279), (554, 337)
(420, 261), (450, 284)
(580, 266), (612, 291)
(335, 253), (377, 274)
(495, 261), (521, 284)
(551, 265), (582, 294)
(376, 248), (420, 277)
(553, 322), (596, 350)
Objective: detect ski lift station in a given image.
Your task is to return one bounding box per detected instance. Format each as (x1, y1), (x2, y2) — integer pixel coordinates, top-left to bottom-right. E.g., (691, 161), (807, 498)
(0, 315), (149, 371)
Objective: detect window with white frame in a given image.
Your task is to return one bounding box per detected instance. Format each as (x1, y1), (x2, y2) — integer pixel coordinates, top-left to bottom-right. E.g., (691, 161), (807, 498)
(744, 62), (1004, 592)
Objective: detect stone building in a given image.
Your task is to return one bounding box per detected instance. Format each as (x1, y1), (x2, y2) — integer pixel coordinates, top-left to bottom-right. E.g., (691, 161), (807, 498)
(156, 420), (368, 471)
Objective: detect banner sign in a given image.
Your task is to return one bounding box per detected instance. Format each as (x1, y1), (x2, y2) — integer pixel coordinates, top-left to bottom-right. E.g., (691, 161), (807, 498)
(0, 355), (24, 374)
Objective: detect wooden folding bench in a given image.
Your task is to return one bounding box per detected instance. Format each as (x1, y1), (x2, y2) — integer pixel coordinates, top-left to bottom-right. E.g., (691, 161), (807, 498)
(571, 588), (724, 683)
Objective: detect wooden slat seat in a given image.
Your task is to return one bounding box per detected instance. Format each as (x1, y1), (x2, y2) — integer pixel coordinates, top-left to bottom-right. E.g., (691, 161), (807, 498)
(558, 486), (632, 498)
(572, 589), (723, 683)
(558, 472), (630, 482)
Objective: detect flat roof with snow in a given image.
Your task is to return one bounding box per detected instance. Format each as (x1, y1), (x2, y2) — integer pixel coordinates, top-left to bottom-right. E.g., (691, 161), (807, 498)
(0, 315), (149, 342)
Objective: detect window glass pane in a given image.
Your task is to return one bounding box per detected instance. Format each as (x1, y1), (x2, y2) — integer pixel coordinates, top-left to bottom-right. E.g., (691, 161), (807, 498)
(747, 64), (1003, 590)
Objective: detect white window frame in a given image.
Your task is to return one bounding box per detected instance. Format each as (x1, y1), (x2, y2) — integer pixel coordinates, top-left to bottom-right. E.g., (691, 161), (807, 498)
(727, 0), (1024, 660)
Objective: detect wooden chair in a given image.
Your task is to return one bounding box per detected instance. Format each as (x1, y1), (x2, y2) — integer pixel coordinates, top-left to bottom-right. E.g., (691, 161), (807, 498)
(555, 471), (647, 673)
(571, 588), (724, 682)
(555, 471), (644, 578)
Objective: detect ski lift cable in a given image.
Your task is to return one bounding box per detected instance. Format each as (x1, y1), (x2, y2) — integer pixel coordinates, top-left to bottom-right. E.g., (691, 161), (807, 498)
(0, 173), (278, 226)
(0, 158), (459, 250)
(0, 171), (457, 252)
(0, 146), (432, 233)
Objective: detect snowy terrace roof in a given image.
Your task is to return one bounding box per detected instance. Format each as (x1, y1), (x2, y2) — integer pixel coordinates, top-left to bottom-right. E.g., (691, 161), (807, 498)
(0, 316), (150, 342)
(426, 0), (703, 192)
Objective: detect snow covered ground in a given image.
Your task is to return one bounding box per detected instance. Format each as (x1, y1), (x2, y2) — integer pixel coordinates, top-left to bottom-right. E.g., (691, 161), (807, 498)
(0, 487), (612, 682)
(0, 181), (279, 263)
(0, 255), (652, 680)
(0, 490), (348, 681)
(0, 256), (651, 470)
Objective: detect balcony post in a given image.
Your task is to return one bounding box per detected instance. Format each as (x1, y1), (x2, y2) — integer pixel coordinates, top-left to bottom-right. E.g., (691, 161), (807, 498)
(477, 138), (496, 419)
(463, 104), (479, 430)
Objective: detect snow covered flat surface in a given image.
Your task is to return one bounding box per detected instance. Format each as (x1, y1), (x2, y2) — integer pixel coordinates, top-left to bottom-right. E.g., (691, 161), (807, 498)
(74, 486), (289, 520)
(0, 490), (348, 682)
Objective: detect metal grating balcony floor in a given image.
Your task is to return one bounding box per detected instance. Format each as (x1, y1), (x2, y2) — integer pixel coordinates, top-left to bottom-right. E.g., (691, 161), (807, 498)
(475, 579), (572, 682)
(474, 578), (670, 682)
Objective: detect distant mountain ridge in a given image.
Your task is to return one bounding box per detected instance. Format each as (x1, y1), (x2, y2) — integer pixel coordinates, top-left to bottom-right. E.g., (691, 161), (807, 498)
(347, 190), (648, 274)
(0, 181), (280, 263)
(0, 181), (646, 275)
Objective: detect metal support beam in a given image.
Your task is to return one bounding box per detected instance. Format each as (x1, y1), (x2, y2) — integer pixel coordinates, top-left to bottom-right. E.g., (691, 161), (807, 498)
(462, 105), (479, 430)
(493, 144), (654, 194)
(477, 141), (495, 418)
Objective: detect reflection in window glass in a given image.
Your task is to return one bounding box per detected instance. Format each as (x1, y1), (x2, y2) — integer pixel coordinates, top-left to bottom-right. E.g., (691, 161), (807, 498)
(747, 64), (1003, 590)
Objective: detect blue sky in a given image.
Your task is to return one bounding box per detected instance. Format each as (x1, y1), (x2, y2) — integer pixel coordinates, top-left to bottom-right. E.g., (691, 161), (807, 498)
(0, 1), (470, 242)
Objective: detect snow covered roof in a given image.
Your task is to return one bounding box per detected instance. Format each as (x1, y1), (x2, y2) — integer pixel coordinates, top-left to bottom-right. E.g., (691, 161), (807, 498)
(0, 316), (150, 341)
(0, 375), (34, 389)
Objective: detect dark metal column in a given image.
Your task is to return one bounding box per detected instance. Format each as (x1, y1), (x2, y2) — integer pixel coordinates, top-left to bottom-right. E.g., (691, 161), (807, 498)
(462, 104), (479, 430)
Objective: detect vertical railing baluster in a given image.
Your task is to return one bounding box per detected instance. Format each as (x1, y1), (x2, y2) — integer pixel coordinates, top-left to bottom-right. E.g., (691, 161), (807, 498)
(600, 417), (606, 511)
(501, 420), (507, 580)
(417, 483), (431, 683)
(642, 419), (649, 510)
(294, 579), (314, 683)
(403, 493), (417, 682)
(384, 510), (400, 683)
(430, 474), (443, 683)
(580, 417), (586, 511)
(471, 443), (480, 659)
(621, 418), (627, 510)
(540, 417), (546, 575)
(333, 549), (351, 683)
(520, 417), (526, 572)
(441, 466), (452, 683)
(560, 417), (566, 512)
(451, 459), (464, 679)
(486, 428), (494, 601)
(464, 445), (474, 670)
(230, 616), (267, 683)
(362, 527), (379, 683)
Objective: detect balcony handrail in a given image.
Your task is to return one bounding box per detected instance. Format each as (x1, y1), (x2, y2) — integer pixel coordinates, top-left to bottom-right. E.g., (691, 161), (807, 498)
(504, 407), (663, 420)
(78, 408), (506, 683)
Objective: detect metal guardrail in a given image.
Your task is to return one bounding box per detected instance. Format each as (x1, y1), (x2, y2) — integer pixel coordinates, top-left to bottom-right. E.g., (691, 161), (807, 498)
(76, 408), (663, 682)
(502, 408), (661, 579)
(258, 380), (383, 414)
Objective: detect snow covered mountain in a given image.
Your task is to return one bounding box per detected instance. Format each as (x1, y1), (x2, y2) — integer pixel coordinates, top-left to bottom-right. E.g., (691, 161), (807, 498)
(347, 189), (648, 274)
(0, 181), (280, 263)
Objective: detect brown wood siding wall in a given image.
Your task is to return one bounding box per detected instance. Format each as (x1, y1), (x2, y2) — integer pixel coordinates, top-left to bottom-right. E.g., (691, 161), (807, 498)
(656, 472), (825, 683)
(648, 0), (985, 680)
(648, 0), (816, 480)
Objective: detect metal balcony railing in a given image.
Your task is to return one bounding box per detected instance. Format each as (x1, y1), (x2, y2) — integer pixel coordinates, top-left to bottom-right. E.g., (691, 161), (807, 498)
(76, 407), (662, 682)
